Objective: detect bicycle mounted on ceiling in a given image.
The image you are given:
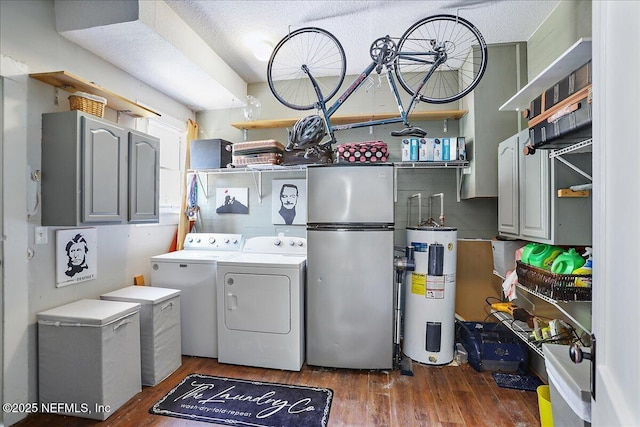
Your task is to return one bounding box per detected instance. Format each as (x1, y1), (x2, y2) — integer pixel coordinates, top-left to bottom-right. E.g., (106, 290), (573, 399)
(266, 14), (488, 162)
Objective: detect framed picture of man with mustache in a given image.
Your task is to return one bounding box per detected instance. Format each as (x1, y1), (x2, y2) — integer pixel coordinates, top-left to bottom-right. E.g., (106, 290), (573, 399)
(272, 179), (306, 225)
(56, 228), (97, 287)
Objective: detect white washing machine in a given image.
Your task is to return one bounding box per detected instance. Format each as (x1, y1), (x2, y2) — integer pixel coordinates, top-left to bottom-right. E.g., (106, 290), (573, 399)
(216, 235), (306, 371)
(150, 233), (244, 358)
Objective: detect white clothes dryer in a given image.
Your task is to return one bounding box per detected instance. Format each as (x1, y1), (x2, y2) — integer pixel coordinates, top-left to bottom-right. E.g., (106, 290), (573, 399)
(150, 233), (244, 358)
(216, 235), (306, 371)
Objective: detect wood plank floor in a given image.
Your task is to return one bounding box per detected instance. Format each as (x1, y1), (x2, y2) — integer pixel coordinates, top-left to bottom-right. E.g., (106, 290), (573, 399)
(16, 356), (542, 427)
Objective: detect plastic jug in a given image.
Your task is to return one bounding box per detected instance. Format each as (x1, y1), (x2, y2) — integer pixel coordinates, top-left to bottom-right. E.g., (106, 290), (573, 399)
(551, 248), (586, 274)
(521, 243), (542, 265)
(528, 244), (564, 270)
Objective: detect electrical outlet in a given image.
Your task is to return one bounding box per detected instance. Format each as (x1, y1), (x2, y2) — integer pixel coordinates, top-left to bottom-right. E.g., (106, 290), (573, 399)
(35, 226), (48, 245)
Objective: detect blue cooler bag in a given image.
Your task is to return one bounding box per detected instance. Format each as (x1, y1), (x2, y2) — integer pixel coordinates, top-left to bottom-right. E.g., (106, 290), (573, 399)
(456, 321), (528, 373)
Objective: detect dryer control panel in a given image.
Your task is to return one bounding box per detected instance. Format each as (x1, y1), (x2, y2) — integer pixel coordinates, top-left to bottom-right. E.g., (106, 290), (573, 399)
(242, 235), (306, 255)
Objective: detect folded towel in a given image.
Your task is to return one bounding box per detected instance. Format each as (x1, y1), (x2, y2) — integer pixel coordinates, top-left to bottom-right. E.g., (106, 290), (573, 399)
(502, 269), (518, 301)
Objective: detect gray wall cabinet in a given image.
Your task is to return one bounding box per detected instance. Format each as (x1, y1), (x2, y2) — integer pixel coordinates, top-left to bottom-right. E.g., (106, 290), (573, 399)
(497, 132), (520, 235)
(128, 130), (160, 223)
(498, 128), (592, 245)
(459, 42), (527, 199)
(42, 111), (159, 226)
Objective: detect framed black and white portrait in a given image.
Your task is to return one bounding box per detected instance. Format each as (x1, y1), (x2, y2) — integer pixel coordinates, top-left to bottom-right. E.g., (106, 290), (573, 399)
(56, 228), (97, 287)
(272, 179), (307, 225)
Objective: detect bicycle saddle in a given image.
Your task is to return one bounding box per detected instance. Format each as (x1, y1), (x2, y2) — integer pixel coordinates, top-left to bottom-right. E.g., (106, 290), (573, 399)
(390, 126), (427, 138)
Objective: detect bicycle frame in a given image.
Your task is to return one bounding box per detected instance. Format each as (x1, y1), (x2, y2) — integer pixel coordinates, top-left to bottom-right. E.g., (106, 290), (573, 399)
(303, 48), (446, 144)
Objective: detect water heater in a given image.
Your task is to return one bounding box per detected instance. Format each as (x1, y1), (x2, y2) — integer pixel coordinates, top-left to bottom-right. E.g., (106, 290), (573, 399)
(403, 227), (457, 365)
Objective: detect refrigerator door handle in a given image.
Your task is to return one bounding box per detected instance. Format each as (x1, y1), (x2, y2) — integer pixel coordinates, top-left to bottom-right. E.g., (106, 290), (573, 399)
(307, 224), (394, 231)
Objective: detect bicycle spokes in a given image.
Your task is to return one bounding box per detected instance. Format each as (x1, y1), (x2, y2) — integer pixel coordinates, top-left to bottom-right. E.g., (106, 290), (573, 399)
(395, 14), (487, 104)
(267, 27), (346, 111)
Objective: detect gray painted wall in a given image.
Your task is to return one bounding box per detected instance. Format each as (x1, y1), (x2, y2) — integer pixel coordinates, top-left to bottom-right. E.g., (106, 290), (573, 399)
(527, 0), (592, 79)
(196, 79), (499, 244)
(0, 1), (593, 424)
(1, 1), (196, 421)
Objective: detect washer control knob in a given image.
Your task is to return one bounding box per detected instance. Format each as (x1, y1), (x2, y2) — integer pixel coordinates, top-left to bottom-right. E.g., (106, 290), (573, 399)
(232, 238), (238, 244)
(297, 240), (304, 246)
(208, 237), (216, 244)
(187, 237), (194, 243)
(274, 239), (281, 246)
(224, 238), (230, 244)
(289, 240), (295, 246)
(196, 237), (201, 243)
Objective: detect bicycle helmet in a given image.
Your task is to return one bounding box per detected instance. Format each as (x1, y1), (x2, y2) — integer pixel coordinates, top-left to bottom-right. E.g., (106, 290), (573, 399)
(288, 115), (326, 149)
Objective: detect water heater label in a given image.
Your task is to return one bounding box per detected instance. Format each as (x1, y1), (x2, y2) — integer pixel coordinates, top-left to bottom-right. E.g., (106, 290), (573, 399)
(426, 275), (445, 299)
(410, 272), (426, 296)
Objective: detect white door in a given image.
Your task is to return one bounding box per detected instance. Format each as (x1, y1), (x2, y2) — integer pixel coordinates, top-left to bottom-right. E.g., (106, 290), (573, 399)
(0, 76), (5, 427)
(592, 2), (640, 425)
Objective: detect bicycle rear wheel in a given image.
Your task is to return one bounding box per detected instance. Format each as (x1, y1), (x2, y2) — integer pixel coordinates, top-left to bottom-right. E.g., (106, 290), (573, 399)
(395, 14), (488, 104)
(267, 27), (346, 111)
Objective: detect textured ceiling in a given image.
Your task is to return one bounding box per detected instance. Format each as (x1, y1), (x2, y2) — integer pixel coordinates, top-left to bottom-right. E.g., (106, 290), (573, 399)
(166, 0), (560, 84)
(56, 0), (559, 111)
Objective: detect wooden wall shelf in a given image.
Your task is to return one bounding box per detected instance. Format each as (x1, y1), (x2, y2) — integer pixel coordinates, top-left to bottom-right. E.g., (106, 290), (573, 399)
(30, 71), (161, 118)
(231, 110), (467, 130)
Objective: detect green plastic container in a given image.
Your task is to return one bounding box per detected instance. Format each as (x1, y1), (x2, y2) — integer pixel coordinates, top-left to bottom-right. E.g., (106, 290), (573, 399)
(551, 248), (586, 274)
(521, 243), (542, 265)
(527, 244), (563, 270)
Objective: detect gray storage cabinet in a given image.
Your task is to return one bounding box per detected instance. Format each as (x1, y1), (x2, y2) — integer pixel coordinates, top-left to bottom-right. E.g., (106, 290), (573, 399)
(498, 128), (592, 245)
(38, 299), (141, 420)
(41, 111), (160, 225)
(100, 286), (181, 386)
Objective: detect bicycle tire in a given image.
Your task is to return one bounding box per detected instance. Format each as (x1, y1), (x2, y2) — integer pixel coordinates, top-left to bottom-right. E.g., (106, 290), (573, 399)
(267, 27), (346, 111)
(394, 14), (488, 104)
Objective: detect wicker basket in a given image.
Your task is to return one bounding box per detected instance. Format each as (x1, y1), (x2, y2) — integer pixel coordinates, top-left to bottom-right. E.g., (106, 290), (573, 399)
(68, 92), (106, 118)
(515, 261), (591, 301)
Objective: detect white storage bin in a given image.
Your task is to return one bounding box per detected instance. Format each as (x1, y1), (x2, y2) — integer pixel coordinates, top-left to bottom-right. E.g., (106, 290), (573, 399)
(38, 299), (141, 420)
(101, 286), (181, 386)
(491, 239), (526, 277)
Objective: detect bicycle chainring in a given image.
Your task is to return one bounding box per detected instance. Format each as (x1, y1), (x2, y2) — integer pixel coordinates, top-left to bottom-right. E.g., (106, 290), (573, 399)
(369, 37), (397, 65)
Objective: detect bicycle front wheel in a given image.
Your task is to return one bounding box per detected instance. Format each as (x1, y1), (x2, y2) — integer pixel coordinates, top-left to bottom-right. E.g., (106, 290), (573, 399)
(267, 27), (346, 111)
(395, 14), (488, 104)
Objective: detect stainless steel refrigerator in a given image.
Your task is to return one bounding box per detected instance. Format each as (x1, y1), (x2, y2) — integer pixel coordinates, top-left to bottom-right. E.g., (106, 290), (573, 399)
(306, 164), (394, 369)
